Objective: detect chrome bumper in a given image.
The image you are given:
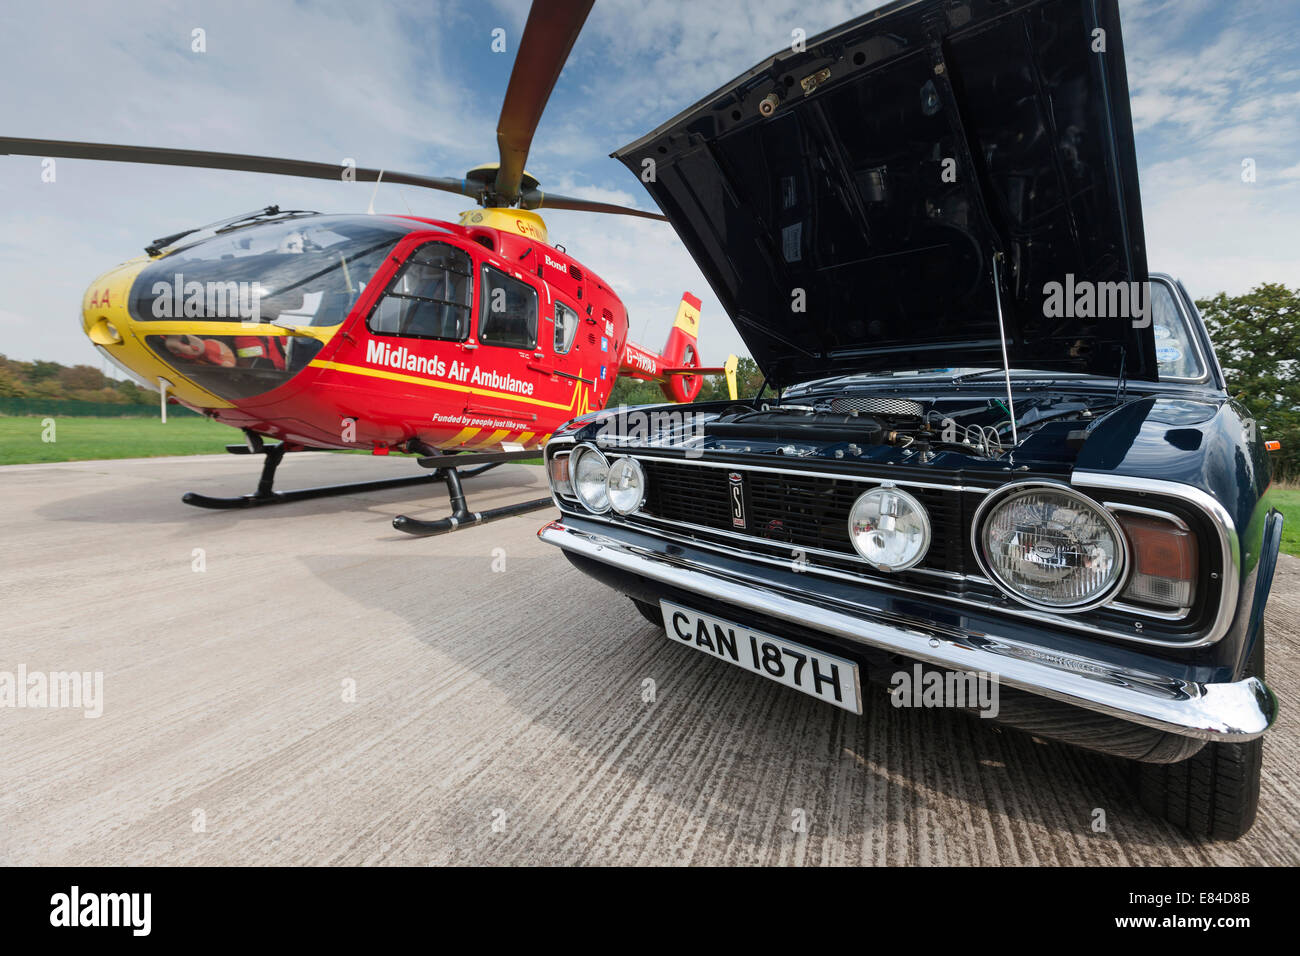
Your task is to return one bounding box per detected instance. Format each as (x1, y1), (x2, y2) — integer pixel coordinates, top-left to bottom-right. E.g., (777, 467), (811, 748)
(539, 519), (1277, 742)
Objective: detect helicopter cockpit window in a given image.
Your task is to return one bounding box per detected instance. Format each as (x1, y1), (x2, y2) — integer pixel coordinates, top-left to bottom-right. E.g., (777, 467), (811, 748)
(367, 243), (473, 341)
(554, 301), (579, 355)
(479, 265), (538, 350)
(129, 215), (412, 403)
(130, 215), (409, 330)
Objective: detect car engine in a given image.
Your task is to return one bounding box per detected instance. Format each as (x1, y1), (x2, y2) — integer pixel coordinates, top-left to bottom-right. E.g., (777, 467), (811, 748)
(704, 393), (1108, 461)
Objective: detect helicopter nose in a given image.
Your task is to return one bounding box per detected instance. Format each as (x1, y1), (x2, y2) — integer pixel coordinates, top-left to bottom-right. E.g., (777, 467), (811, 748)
(81, 257), (147, 340)
(78, 256), (234, 411)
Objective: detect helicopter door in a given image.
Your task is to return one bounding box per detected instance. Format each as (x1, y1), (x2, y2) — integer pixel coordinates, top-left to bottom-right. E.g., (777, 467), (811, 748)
(332, 240), (476, 435)
(470, 263), (543, 433)
(541, 296), (596, 416)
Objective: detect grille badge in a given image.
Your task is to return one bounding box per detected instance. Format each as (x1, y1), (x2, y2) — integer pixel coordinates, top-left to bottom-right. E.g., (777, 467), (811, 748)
(728, 472), (746, 529)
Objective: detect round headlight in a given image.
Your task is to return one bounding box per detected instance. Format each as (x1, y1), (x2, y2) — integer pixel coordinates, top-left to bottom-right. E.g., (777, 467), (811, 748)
(975, 485), (1126, 611)
(571, 445), (611, 513)
(848, 486), (931, 571)
(606, 457), (646, 515)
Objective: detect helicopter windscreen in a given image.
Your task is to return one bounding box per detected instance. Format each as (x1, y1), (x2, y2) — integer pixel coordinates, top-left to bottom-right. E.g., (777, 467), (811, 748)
(129, 215), (412, 401)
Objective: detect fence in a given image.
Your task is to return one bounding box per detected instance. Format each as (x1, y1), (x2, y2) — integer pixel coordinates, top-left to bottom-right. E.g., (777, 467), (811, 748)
(0, 397), (200, 418)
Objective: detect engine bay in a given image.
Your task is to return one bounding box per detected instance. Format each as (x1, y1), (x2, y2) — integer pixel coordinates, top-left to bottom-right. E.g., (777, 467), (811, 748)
(701, 391), (1116, 464)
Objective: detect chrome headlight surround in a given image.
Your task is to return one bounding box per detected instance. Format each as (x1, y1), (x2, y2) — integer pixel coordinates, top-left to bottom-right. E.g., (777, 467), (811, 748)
(569, 443), (611, 514)
(605, 456), (647, 515)
(972, 481), (1129, 613)
(546, 448), (575, 500)
(846, 485), (932, 572)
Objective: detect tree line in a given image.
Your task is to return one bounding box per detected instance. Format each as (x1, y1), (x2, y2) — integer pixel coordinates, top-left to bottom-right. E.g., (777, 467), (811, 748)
(1197, 283), (1300, 480)
(605, 356), (766, 408)
(0, 355), (154, 405)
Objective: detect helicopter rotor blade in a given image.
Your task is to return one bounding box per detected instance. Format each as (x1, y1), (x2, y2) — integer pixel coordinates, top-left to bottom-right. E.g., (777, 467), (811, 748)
(1, 137), (668, 220)
(521, 189), (666, 221)
(0, 137), (480, 199)
(493, 0), (594, 206)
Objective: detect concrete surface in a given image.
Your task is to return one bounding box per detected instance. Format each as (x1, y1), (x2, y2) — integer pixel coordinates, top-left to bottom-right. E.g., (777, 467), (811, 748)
(0, 452), (1295, 865)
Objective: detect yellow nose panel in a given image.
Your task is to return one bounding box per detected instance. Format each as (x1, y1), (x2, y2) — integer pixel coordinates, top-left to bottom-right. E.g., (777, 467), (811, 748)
(81, 256), (233, 409)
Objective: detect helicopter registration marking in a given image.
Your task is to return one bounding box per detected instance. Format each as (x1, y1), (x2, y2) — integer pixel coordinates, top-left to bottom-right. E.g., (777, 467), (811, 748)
(624, 346), (657, 375)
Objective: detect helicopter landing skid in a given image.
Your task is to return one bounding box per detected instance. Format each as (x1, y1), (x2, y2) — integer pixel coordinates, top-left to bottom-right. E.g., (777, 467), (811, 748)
(181, 436), (445, 510)
(181, 432), (552, 531)
(391, 449), (552, 536)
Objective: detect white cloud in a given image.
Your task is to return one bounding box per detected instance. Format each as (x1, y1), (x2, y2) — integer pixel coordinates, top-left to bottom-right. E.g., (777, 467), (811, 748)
(0, 0), (1296, 372)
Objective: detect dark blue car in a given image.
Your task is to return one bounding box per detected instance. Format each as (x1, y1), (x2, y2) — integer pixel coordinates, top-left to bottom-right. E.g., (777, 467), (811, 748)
(539, 0), (1281, 840)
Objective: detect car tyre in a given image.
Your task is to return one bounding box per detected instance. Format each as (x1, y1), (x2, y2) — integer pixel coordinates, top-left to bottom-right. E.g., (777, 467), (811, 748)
(1134, 631), (1264, 841)
(631, 598), (664, 629)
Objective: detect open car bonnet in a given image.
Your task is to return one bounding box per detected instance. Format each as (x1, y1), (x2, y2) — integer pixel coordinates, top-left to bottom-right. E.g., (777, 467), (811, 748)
(614, 0), (1157, 388)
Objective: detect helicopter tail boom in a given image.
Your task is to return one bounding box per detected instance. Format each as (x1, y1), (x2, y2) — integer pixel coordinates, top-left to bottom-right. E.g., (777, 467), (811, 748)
(618, 292), (735, 402)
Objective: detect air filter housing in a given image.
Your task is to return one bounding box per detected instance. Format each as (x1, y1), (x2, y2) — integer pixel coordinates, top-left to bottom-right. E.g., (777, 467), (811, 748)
(829, 396), (925, 418)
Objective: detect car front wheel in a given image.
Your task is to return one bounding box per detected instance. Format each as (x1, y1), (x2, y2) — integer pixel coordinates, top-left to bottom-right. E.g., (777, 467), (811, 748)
(1134, 632), (1265, 841)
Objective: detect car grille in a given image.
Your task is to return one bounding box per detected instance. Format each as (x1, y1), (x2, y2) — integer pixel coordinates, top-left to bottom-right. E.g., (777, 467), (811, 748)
(635, 458), (975, 576)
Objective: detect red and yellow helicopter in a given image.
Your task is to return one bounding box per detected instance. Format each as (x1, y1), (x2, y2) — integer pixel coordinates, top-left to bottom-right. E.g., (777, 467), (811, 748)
(1, 0), (733, 535)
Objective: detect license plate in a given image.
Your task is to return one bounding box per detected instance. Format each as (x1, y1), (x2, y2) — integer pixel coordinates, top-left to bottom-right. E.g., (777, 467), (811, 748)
(659, 601), (863, 714)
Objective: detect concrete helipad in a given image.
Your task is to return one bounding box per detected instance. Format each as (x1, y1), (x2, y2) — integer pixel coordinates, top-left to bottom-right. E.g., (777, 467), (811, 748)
(0, 453), (1296, 865)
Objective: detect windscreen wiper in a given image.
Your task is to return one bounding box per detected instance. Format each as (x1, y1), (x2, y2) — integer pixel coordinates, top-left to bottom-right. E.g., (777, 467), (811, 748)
(144, 205), (317, 256)
(949, 369), (1007, 384)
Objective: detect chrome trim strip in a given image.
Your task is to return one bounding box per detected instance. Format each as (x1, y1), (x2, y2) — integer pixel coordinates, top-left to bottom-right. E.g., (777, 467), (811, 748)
(548, 448), (577, 504)
(1103, 500), (1190, 531)
(1148, 274), (1212, 385)
(626, 510), (972, 582)
(540, 520), (1275, 741)
(598, 512), (991, 592)
(1072, 472), (1239, 645)
(545, 436), (579, 512)
(1109, 601), (1192, 621)
(607, 450), (993, 494)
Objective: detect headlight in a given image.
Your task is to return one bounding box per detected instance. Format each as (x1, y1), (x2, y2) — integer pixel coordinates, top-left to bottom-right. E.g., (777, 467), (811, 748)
(570, 444), (610, 513)
(975, 484), (1126, 611)
(606, 457), (646, 515)
(847, 486), (931, 571)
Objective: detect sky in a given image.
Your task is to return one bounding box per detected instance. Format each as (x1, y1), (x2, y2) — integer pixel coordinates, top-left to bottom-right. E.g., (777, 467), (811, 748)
(0, 0), (1297, 372)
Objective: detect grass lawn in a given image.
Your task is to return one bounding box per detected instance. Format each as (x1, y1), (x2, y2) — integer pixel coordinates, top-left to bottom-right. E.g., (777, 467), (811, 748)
(0, 415), (543, 467)
(0, 414), (237, 464)
(1270, 487), (1300, 558)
